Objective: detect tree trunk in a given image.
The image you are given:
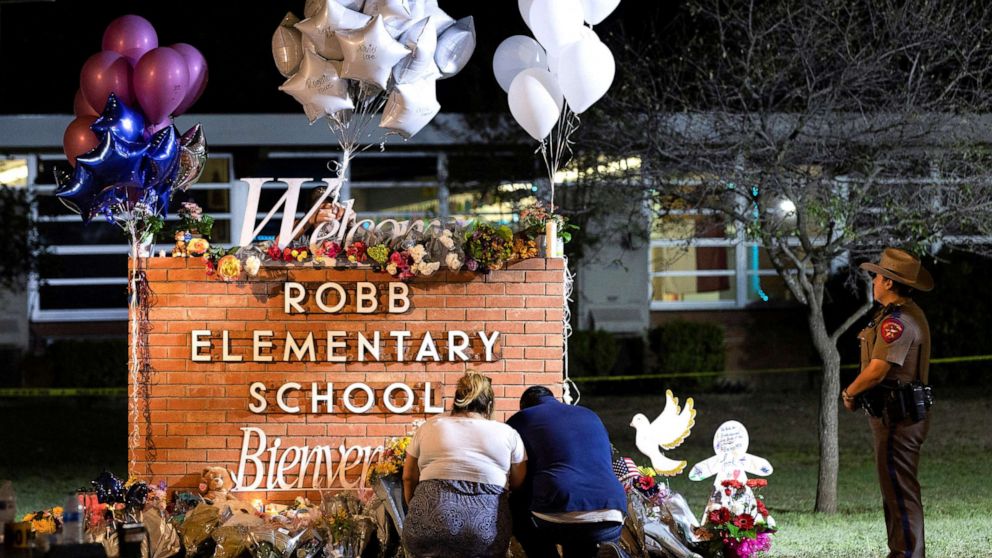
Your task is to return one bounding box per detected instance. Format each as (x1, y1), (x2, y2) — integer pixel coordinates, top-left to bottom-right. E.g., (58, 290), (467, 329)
(808, 305), (841, 513)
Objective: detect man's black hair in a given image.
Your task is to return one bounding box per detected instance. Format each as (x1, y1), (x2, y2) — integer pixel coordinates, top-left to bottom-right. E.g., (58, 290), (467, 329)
(520, 385), (554, 409)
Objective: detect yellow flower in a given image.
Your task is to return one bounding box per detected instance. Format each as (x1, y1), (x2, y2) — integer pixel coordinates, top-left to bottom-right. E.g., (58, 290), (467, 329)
(217, 255), (242, 281)
(187, 237), (210, 256)
(291, 249), (299, 258)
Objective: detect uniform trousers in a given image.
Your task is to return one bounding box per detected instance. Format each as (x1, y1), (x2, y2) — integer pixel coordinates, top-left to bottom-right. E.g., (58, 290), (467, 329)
(870, 414), (930, 558)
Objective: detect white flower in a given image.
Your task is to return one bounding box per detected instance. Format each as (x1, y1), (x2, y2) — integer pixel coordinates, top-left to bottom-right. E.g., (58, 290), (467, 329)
(386, 263), (398, 275)
(766, 516), (776, 529)
(409, 244), (427, 263)
(445, 252), (462, 271)
(731, 501), (745, 516)
(245, 255), (261, 276)
(438, 230), (455, 249)
(419, 261), (440, 276)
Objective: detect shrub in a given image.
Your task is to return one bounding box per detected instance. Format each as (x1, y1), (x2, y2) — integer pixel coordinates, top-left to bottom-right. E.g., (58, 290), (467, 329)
(568, 329), (620, 376)
(648, 320), (725, 374)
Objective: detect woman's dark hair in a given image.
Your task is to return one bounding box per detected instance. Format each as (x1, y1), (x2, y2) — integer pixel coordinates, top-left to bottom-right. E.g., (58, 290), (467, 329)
(453, 371), (494, 418)
(519, 386), (553, 409)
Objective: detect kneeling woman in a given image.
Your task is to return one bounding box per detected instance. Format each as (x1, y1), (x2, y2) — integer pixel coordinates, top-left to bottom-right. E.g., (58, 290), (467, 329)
(402, 372), (527, 558)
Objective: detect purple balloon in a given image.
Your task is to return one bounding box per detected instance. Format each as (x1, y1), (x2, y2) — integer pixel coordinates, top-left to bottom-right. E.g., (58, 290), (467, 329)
(169, 43), (208, 115)
(133, 47), (189, 124)
(73, 89), (98, 117)
(80, 51), (134, 109)
(102, 15), (158, 60)
(144, 120), (172, 138)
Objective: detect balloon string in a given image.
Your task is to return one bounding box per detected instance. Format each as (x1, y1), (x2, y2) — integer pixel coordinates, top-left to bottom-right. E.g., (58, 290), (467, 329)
(538, 106), (580, 213)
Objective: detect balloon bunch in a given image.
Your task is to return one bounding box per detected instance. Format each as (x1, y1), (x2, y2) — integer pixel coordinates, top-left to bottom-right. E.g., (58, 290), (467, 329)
(494, 0), (618, 207)
(55, 14), (209, 477)
(55, 94), (206, 224)
(273, 0), (475, 188)
(65, 15), (208, 168)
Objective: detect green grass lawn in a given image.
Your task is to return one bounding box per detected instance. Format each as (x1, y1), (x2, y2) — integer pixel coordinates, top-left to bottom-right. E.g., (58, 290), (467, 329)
(582, 388), (992, 557)
(2, 390), (990, 557)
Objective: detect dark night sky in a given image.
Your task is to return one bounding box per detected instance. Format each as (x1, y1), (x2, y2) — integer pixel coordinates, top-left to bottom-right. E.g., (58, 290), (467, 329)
(0, 0), (668, 115)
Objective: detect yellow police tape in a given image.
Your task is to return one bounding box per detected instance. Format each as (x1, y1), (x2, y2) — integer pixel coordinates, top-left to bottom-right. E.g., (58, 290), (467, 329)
(0, 355), (989, 394)
(569, 354), (992, 383)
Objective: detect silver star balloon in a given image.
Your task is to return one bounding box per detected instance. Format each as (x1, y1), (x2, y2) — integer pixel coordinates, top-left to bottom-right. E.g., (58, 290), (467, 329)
(279, 49), (354, 123)
(394, 17), (440, 84)
(296, 0), (371, 61)
(175, 123), (207, 193)
(338, 15), (411, 89)
(380, 78), (440, 137)
(421, 0), (455, 33)
(272, 12), (304, 78)
(435, 16), (476, 78)
(364, 0), (422, 38)
(307, 0), (364, 18)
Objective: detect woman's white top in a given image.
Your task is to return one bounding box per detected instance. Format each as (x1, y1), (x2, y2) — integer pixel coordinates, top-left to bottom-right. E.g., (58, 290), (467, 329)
(408, 415), (526, 487)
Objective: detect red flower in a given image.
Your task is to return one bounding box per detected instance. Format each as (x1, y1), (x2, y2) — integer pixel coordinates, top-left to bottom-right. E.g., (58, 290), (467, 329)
(390, 251), (406, 265)
(708, 507), (731, 525)
(733, 513), (755, 531)
(637, 475), (656, 491)
(323, 241), (342, 258)
(721, 479), (744, 489)
(266, 245), (281, 261)
(205, 259), (215, 276)
(756, 499), (769, 517)
(746, 478), (768, 489)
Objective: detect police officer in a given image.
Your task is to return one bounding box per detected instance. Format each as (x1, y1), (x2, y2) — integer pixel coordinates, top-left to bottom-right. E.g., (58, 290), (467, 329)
(843, 248), (933, 558)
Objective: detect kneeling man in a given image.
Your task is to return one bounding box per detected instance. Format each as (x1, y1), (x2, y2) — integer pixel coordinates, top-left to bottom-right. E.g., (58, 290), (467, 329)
(507, 386), (627, 558)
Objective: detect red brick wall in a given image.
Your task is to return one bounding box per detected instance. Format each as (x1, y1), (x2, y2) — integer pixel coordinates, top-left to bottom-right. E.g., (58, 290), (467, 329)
(130, 257), (564, 502)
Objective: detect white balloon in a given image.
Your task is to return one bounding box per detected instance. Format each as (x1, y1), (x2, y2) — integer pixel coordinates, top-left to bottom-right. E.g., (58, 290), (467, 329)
(380, 78), (441, 137)
(338, 15), (411, 88)
(295, 0), (371, 60)
(279, 49), (354, 123)
(493, 35), (548, 93)
(394, 18), (441, 84)
(529, 0), (585, 52)
(580, 0), (620, 25)
(548, 25), (599, 77)
(518, 0), (535, 28)
(435, 16), (476, 78)
(557, 36), (615, 113)
(508, 68), (563, 141)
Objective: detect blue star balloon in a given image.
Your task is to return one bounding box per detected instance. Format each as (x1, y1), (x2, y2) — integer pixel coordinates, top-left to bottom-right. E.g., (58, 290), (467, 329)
(61, 132), (148, 221)
(142, 125), (181, 215)
(54, 165), (100, 221)
(90, 93), (146, 143)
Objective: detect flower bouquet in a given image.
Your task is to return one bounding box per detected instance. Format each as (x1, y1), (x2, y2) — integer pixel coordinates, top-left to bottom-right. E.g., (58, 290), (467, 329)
(519, 201), (577, 243)
(696, 479), (776, 558)
(172, 201), (214, 257)
(464, 222), (514, 272)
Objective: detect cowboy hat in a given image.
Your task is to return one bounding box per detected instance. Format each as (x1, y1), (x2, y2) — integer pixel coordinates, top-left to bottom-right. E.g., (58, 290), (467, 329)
(859, 248), (934, 292)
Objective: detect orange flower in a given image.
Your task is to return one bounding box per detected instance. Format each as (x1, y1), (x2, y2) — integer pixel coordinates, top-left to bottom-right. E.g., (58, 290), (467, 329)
(217, 255), (242, 281)
(187, 237), (210, 256)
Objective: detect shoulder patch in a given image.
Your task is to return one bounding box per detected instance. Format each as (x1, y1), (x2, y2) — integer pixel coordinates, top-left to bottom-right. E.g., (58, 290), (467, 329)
(880, 317), (904, 343)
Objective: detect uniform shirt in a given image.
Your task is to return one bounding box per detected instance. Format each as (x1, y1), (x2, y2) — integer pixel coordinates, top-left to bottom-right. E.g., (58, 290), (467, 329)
(408, 415), (526, 487)
(858, 300), (931, 383)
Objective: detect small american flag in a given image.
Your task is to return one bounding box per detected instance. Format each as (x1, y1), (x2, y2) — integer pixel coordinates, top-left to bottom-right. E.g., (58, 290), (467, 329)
(613, 456), (641, 483)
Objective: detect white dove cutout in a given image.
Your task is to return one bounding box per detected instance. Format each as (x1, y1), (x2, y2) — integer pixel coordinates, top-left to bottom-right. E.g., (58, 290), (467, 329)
(630, 389), (696, 476)
(688, 420), (773, 488)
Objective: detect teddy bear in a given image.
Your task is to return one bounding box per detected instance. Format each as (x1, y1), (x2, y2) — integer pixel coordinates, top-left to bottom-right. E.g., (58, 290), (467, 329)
(172, 230), (189, 257)
(198, 467), (237, 503)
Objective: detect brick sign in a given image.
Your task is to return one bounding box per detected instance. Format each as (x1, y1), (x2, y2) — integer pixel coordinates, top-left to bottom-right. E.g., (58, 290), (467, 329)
(130, 257), (564, 502)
